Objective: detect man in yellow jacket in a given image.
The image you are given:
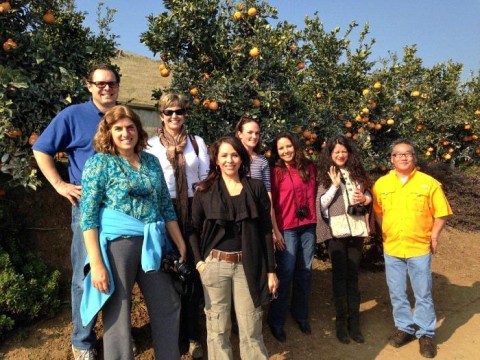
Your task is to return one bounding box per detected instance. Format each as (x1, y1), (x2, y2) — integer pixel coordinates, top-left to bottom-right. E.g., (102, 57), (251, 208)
(373, 139), (452, 359)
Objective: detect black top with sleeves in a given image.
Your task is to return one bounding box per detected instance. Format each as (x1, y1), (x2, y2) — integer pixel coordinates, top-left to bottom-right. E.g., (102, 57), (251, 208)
(189, 176), (275, 307)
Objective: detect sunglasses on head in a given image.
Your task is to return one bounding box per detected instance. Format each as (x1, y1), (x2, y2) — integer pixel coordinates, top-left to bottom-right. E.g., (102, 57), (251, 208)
(162, 109), (186, 116)
(88, 81), (119, 89)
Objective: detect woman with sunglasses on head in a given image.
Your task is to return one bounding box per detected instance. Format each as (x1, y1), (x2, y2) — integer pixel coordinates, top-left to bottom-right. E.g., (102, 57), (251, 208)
(316, 135), (372, 344)
(80, 105), (186, 359)
(146, 93), (209, 359)
(267, 132), (317, 343)
(190, 136), (278, 359)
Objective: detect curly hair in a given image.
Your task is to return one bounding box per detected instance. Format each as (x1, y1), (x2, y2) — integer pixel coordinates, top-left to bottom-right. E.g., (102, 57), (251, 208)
(317, 135), (371, 189)
(234, 116), (262, 153)
(269, 132), (312, 182)
(196, 136), (251, 192)
(93, 105), (149, 155)
(156, 93), (187, 114)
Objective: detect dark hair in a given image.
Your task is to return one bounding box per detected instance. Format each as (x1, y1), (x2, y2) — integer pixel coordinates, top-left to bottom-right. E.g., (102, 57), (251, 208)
(269, 132), (312, 182)
(317, 135), (371, 189)
(234, 116), (261, 153)
(93, 105), (149, 155)
(196, 136), (251, 192)
(87, 63), (120, 83)
(390, 138), (417, 156)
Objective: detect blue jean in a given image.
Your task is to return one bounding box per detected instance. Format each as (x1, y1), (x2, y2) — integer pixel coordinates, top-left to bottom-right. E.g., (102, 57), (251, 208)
(71, 205), (96, 349)
(268, 224), (316, 329)
(384, 253), (436, 338)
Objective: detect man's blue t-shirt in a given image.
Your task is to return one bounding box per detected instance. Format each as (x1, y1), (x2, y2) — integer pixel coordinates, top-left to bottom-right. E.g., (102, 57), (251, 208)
(32, 99), (104, 185)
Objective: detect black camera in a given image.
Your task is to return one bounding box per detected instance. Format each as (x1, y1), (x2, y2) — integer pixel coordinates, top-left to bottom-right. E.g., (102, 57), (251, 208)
(295, 206), (310, 220)
(347, 204), (368, 216)
(161, 251), (193, 283)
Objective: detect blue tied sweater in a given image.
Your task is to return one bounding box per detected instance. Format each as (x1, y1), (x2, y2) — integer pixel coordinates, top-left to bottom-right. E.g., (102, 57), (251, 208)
(80, 207), (170, 326)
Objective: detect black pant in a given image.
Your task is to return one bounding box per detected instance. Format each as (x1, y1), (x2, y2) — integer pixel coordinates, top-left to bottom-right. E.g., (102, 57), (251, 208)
(327, 237), (364, 299)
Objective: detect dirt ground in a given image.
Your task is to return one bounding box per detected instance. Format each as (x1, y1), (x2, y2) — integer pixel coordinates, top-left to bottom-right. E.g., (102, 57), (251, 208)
(0, 224), (479, 359)
(1, 164), (479, 359)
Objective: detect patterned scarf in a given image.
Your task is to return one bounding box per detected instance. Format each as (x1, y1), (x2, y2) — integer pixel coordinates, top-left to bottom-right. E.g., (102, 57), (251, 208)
(158, 125), (189, 233)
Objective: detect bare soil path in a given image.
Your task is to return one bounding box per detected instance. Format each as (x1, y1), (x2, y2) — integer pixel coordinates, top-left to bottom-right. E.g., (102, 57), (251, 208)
(1, 226), (479, 360)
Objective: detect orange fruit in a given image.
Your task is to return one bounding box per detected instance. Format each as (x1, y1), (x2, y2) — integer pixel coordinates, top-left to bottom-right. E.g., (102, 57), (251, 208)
(302, 130), (312, 139)
(345, 132), (352, 138)
(361, 107), (369, 115)
(472, 134), (479, 140)
(362, 89), (370, 96)
(203, 73), (210, 80)
(264, 149), (271, 158)
(425, 151), (431, 157)
(203, 99), (211, 108)
(294, 126), (303, 134)
(2, 38), (17, 52)
(345, 121), (352, 128)
(43, 10), (56, 24)
(386, 119), (395, 125)
(411, 90), (420, 97)
(249, 47), (260, 58)
(352, 133), (359, 141)
(192, 98), (201, 105)
(28, 132), (39, 146)
(233, 11), (242, 21)
(474, 109), (480, 116)
(6, 127), (22, 138)
(443, 153), (452, 160)
(374, 123), (382, 130)
(159, 63), (167, 71)
(315, 92), (322, 99)
(392, 105), (401, 112)
(208, 101), (219, 110)
(160, 68), (170, 77)
(251, 98), (261, 108)
(464, 123), (471, 130)
(0, 2), (11, 13)
(296, 61), (305, 70)
(290, 44), (298, 52)
(357, 127), (365, 133)
(237, 3), (245, 11)
(190, 87), (199, 96)
(247, 7), (257, 18)
(373, 81), (382, 90)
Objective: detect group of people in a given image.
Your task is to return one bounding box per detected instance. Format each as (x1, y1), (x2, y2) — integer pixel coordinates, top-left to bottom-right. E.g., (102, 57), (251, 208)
(32, 63), (452, 360)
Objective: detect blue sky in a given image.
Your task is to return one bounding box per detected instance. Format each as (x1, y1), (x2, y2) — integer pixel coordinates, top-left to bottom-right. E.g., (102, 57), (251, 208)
(78, 0), (480, 80)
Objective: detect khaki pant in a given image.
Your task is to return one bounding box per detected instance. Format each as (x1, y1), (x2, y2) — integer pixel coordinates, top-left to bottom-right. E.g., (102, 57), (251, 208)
(200, 255), (268, 360)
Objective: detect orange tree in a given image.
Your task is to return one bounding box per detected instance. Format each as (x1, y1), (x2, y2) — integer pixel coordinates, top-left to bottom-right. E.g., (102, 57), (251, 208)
(141, 0), (479, 167)
(0, 0), (117, 338)
(0, 0), (117, 190)
(141, 0), (307, 147)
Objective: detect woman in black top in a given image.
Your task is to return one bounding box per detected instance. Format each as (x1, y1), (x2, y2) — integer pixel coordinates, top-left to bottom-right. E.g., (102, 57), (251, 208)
(189, 136), (278, 359)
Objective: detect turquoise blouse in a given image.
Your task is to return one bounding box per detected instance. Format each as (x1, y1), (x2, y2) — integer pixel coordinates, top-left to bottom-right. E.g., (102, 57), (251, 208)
(81, 152), (177, 231)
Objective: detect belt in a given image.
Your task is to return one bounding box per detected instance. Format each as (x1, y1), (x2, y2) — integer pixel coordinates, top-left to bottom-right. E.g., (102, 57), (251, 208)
(210, 249), (242, 263)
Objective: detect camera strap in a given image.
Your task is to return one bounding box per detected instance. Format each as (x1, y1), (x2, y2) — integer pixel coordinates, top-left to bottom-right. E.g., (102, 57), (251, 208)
(286, 168), (305, 209)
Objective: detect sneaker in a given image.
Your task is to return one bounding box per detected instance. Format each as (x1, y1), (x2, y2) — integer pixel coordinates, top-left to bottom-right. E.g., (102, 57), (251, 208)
(388, 329), (416, 348)
(189, 340), (204, 359)
(71, 345), (97, 360)
(419, 336), (437, 358)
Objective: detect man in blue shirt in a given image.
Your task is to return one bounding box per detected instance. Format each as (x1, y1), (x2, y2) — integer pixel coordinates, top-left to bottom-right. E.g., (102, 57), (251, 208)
(33, 64), (120, 360)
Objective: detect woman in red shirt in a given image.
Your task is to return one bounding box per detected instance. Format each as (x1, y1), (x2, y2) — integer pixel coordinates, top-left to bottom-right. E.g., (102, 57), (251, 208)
(267, 132), (317, 342)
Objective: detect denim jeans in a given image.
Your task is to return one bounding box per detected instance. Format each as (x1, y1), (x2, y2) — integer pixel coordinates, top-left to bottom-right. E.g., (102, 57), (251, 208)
(71, 205), (96, 349)
(268, 224), (316, 329)
(384, 253), (436, 338)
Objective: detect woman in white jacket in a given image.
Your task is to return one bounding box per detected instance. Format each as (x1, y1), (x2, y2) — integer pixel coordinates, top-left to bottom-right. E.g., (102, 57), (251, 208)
(146, 93), (209, 359)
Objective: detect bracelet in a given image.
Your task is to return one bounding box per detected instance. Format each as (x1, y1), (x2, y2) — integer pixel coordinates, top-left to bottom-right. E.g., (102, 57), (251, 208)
(195, 261), (205, 270)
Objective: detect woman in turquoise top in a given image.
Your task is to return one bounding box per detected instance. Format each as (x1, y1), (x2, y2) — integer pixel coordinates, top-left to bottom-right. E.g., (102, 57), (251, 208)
(81, 104), (186, 360)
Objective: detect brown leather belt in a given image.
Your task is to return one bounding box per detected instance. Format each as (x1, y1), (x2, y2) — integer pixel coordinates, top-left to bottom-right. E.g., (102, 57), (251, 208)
(210, 249), (243, 263)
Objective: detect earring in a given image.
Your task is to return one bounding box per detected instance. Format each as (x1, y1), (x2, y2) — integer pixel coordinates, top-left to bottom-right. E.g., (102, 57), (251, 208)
(215, 165), (220, 173)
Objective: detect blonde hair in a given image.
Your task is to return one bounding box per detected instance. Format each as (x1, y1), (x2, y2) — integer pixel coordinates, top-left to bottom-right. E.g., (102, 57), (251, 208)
(157, 93), (187, 113)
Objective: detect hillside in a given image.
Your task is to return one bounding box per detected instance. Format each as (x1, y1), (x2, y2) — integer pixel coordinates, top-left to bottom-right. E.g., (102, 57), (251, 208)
(111, 50), (171, 105)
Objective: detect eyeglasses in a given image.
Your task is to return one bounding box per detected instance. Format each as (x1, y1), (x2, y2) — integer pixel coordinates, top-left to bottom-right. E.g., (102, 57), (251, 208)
(162, 109), (186, 116)
(392, 152), (415, 159)
(88, 81), (119, 89)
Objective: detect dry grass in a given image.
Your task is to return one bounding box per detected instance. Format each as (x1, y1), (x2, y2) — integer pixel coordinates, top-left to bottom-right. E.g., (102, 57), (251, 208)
(112, 50), (171, 105)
